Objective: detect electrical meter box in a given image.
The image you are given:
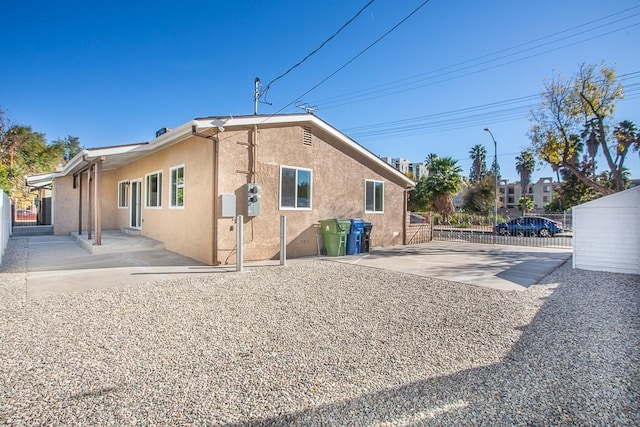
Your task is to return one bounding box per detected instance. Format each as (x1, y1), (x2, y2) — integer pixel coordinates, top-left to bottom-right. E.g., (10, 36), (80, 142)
(246, 183), (262, 217)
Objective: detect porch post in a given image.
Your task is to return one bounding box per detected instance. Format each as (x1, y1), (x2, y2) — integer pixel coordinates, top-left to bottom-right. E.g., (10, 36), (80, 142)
(95, 158), (103, 245)
(87, 166), (92, 240)
(78, 173), (83, 235)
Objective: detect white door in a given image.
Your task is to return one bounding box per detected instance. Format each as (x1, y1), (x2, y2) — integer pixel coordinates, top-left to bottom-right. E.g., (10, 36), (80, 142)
(130, 180), (142, 229)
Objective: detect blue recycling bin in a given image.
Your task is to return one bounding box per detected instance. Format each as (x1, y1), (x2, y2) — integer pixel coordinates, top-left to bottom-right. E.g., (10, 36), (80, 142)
(346, 219), (366, 255)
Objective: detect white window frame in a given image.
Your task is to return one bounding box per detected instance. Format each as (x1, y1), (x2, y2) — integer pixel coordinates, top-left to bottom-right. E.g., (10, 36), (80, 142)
(365, 180), (384, 213)
(169, 164), (185, 209)
(145, 170), (163, 208)
(117, 180), (129, 208)
(279, 165), (312, 210)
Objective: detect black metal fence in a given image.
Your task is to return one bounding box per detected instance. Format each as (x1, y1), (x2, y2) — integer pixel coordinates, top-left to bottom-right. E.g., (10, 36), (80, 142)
(424, 211), (572, 249)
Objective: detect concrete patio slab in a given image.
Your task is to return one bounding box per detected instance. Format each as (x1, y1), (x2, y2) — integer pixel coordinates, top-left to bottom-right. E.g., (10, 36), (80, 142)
(326, 241), (572, 291)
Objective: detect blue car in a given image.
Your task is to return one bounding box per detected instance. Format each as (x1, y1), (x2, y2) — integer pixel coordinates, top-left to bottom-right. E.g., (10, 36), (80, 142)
(494, 216), (564, 237)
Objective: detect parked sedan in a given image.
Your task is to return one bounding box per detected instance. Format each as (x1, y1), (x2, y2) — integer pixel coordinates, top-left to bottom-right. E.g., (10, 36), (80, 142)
(494, 216), (564, 237)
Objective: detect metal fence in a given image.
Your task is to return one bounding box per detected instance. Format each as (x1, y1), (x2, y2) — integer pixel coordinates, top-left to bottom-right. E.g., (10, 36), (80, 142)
(425, 211), (573, 249)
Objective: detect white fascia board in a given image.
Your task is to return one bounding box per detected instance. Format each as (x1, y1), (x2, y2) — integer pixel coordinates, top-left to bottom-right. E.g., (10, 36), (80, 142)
(195, 115), (415, 188)
(147, 120), (199, 148)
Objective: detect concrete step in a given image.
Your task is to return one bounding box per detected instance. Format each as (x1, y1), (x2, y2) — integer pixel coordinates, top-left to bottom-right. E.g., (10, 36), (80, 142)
(12, 226), (53, 236)
(71, 230), (165, 254)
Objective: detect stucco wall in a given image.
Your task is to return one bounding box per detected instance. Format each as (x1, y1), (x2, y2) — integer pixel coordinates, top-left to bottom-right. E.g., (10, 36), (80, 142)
(110, 137), (215, 264)
(53, 169), (118, 236)
(216, 123), (407, 262)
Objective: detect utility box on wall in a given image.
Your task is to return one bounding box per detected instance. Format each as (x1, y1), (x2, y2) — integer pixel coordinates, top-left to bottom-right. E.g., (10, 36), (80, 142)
(247, 183), (262, 217)
(221, 194), (236, 218)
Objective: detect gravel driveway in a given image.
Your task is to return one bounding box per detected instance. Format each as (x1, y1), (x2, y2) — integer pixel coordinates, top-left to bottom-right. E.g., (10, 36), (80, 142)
(1, 238), (638, 425)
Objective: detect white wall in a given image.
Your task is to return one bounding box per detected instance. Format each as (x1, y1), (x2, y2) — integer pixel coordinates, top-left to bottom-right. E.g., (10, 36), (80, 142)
(0, 191), (12, 263)
(573, 187), (640, 274)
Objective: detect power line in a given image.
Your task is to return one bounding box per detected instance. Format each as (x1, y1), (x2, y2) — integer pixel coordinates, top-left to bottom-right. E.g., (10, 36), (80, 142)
(269, 0), (433, 116)
(344, 73), (640, 141)
(259, 0), (376, 103)
(304, 6), (640, 110)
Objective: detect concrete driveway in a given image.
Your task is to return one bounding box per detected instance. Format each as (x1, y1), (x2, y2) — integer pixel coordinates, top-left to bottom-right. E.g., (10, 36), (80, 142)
(18, 235), (572, 297)
(328, 241), (572, 291)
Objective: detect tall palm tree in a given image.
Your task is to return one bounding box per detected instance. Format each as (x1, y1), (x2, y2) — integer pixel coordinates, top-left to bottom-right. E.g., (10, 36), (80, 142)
(424, 156), (463, 221)
(515, 150), (536, 195)
(425, 153), (439, 172)
(468, 144), (487, 184)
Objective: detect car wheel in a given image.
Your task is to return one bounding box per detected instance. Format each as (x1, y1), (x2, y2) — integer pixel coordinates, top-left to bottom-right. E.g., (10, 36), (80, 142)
(498, 228), (510, 236)
(538, 228), (551, 238)
(516, 230), (525, 237)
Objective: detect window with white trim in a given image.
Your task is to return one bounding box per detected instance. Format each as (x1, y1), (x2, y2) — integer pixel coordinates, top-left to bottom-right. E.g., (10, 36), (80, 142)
(365, 180), (384, 213)
(118, 180), (129, 208)
(280, 166), (312, 209)
(145, 171), (162, 208)
(170, 165), (184, 208)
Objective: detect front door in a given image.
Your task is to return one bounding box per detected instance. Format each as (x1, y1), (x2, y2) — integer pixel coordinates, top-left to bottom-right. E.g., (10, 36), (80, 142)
(130, 180), (142, 229)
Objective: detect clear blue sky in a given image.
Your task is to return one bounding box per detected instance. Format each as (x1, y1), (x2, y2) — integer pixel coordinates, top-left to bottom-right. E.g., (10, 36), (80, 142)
(1, 0), (639, 182)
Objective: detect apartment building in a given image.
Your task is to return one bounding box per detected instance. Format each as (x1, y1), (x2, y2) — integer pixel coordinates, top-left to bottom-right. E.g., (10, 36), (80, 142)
(380, 157), (428, 181)
(498, 177), (554, 212)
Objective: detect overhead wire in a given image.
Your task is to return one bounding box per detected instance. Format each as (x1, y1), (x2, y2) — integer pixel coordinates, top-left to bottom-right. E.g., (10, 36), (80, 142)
(304, 5), (640, 110)
(267, 0), (433, 117)
(311, 3), (640, 107)
(259, 0), (376, 103)
(345, 72), (640, 141)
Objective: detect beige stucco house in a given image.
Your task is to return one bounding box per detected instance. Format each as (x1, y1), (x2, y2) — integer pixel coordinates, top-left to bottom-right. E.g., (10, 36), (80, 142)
(46, 114), (414, 265)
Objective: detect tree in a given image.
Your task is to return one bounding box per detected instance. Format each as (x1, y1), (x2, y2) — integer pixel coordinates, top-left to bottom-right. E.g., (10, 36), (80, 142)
(468, 144), (487, 184)
(407, 175), (430, 212)
(517, 196), (534, 216)
(490, 157), (501, 180)
(529, 63), (638, 195)
(51, 135), (82, 163)
(0, 109), (68, 200)
(515, 150), (535, 195)
(462, 173), (496, 212)
(424, 156), (463, 220)
(555, 166), (601, 208)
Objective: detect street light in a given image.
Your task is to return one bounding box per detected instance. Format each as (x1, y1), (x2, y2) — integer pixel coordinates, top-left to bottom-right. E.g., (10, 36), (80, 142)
(483, 128), (498, 229)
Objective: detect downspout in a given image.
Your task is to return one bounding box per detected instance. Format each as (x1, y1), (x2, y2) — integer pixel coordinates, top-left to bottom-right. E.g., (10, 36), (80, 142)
(211, 134), (220, 265)
(251, 124), (258, 182)
(192, 124), (221, 266)
(403, 188), (408, 245)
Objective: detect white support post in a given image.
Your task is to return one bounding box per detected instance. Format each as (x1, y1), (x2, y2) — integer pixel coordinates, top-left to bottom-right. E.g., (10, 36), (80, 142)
(236, 215), (243, 272)
(280, 215), (286, 266)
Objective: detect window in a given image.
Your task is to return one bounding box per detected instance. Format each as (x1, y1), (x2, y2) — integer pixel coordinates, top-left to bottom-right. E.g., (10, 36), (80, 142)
(170, 165), (185, 208)
(280, 166), (312, 209)
(145, 171), (162, 208)
(365, 180), (384, 213)
(543, 185), (551, 192)
(118, 181), (129, 208)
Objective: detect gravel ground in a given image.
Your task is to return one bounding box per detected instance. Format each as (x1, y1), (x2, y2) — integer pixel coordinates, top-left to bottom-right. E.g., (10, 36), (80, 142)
(1, 237), (638, 426)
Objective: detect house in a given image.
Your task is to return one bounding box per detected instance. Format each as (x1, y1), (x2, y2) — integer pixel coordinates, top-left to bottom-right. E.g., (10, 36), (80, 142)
(573, 186), (639, 274)
(44, 114), (415, 265)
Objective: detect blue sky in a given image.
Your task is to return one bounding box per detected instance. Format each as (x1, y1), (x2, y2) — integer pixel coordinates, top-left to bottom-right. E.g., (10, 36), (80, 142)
(1, 0), (639, 182)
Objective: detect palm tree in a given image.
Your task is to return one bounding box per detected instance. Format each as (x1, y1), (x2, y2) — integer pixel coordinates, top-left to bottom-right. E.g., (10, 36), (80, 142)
(468, 144), (487, 184)
(515, 150), (535, 195)
(425, 153), (439, 171)
(424, 156), (463, 221)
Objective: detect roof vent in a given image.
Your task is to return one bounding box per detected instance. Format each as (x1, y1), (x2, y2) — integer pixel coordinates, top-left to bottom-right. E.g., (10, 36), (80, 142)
(303, 126), (312, 146)
(155, 127), (171, 138)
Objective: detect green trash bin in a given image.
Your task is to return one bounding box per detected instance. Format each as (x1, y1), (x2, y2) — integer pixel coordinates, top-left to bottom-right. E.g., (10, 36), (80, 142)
(319, 219), (350, 256)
